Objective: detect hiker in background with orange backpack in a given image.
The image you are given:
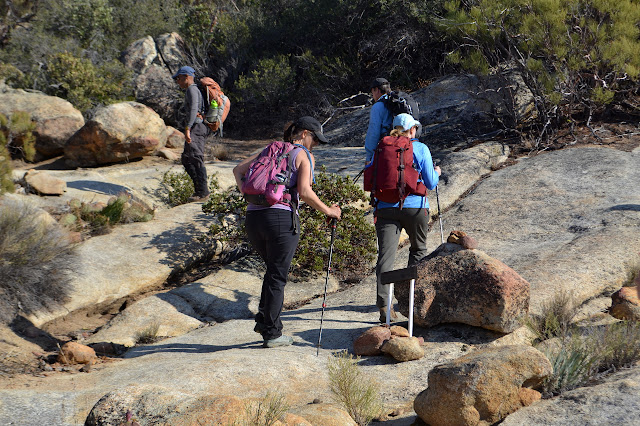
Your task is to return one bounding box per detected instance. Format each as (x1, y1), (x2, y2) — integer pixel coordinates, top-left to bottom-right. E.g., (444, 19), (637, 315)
(198, 77), (230, 137)
(366, 113), (441, 323)
(173, 65), (211, 202)
(232, 117), (341, 348)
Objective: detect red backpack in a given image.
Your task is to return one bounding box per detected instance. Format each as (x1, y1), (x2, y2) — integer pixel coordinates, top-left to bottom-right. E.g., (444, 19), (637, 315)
(241, 141), (312, 207)
(363, 135), (426, 208)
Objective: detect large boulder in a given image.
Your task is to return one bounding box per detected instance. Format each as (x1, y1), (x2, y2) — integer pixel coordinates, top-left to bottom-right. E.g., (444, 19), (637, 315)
(395, 249), (530, 333)
(85, 386), (248, 426)
(0, 83), (84, 158)
(64, 102), (168, 167)
(121, 33), (190, 127)
(325, 71), (535, 152)
(414, 345), (552, 426)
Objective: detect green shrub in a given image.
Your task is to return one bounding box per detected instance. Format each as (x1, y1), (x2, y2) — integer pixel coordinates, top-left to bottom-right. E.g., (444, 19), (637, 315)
(45, 52), (132, 113)
(294, 167), (376, 281)
(539, 334), (596, 396)
(0, 110), (36, 162)
(201, 167), (376, 280)
(327, 351), (383, 426)
(0, 118), (14, 194)
(588, 320), (640, 373)
(67, 193), (154, 236)
(236, 55), (295, 110)
(539, 320), (640, 396)
(161, 170), (220, 207)
(0, 197), (76, 323)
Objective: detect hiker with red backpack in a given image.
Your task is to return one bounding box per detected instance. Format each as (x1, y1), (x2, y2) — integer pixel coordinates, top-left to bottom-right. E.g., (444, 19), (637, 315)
(365, 113), (441, 323)
(173, 65), (211, 202)
(232, 116), (341, 348)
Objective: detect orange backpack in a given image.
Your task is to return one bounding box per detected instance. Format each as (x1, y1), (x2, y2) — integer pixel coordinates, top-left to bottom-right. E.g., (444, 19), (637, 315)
(198, 77), (231, 132)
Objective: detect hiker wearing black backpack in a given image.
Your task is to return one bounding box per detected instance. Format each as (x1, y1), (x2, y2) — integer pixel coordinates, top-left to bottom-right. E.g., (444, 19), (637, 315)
(365, 78), (420, 165)
(365, 78), (393, 164)
(173, 65), (210, 203)
(232, 117), (341, 348)
(367, 113), (441, 323)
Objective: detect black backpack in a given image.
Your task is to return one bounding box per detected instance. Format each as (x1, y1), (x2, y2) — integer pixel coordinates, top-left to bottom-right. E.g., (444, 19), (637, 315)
(382, 91), (420, 119)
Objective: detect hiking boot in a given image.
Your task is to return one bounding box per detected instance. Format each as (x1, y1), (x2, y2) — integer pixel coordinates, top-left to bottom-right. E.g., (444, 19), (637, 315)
(379, 307), (399, 323)
(263, 335), (294, 348)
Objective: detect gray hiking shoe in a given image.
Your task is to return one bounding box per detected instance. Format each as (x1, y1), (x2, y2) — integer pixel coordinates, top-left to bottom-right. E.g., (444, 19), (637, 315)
(263, 335), (293, 348)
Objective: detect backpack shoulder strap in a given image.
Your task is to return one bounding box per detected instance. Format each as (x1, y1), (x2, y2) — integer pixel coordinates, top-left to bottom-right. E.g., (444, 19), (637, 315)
(293, 143), (315, 184)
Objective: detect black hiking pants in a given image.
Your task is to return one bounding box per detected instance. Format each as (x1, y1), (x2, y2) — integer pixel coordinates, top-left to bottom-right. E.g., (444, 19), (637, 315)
(245, 208), (299, 340)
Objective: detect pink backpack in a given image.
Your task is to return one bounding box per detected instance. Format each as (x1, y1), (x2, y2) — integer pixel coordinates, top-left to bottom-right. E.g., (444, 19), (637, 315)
(241, 141), (312, 206)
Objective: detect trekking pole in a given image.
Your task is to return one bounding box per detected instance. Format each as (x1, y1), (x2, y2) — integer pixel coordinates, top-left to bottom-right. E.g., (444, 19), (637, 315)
(434, 161), (445, 245)
(435, 185), (444, 245)
(317, 218), (338, 356)
(352, 167), (365, 184)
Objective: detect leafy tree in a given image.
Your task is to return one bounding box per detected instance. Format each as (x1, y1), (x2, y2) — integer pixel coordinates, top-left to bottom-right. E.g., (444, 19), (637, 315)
(439, 0), (640, 139)
(0, 0), (38, 47)
(45, 52), (133, 113)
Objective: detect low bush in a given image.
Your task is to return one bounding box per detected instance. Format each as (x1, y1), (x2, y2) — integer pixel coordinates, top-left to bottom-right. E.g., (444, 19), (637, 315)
(231, 391), (290, 426)
(524, 291), (578, 342)
(0, 116), (14, 194)
(66, 193), (154, 236)
(0, 197), (76, 323)
(160, 170), (220, 207)
(539, 320), (640, 396)
(327, 351), (383, 426)
(0, 111), (36, 162)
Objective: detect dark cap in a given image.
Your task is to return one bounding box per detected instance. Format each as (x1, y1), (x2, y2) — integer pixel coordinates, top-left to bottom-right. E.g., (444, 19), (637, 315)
(370, 77), (389, 89)
(293, 116), (328, 144)
(172, 66), (195, 79)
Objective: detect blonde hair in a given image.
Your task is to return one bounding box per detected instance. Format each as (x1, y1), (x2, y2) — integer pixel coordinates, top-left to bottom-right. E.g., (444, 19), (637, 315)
(389, 126), (412, 137)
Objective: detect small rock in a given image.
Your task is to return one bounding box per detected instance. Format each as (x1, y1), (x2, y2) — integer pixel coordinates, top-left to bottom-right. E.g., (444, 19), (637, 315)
(460, 235), (478, 249)
(447, 230), (467, 244)
(353, 326), (391, 356)
(380, 336), (424, 362)
(57, 342), (97, 365)
(157, 147), (178, 161)
(390, 325), (410, 337)
(24, 170), (67, 195)
(610, 286), (640, 321)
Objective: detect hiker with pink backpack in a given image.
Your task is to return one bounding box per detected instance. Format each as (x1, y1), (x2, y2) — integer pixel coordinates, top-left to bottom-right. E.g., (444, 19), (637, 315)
(233, 116), (341, 348)
(364, 113), (441, 323)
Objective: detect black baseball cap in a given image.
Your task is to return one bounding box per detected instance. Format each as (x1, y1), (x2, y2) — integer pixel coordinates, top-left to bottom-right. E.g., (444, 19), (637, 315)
(293, 116), (328, 144)
(370, 77), (389, 89)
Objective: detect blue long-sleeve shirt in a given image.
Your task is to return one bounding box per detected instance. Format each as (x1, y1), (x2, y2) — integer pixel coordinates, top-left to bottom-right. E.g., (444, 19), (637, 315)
(375, 139), (439, 210)
(364, 96), (393, 163)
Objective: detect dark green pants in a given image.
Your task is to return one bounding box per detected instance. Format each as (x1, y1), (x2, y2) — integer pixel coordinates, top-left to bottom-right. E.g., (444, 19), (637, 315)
(375, 207), (429, 308)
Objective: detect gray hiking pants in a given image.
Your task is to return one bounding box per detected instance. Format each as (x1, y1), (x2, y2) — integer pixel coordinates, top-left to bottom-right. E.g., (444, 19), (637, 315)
(375, 207), (429, 308)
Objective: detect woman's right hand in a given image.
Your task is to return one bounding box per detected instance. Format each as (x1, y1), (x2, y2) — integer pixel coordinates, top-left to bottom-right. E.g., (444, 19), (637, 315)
(328, 204), (341, 220)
